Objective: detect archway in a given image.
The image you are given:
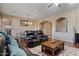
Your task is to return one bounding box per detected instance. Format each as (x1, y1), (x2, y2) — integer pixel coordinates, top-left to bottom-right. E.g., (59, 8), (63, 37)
(40, 21), (52, 38)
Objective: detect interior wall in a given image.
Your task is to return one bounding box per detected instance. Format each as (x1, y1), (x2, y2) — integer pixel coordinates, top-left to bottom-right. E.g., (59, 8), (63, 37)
(39, 7), (79, 43)
(0, 16), (39, 37)
(38, 17), (52, 30)
(1, 7), (79, 43)
(52, 7), (79, 43)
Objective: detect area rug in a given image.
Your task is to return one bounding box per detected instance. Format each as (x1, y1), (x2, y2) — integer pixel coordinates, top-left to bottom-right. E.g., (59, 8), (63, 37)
(29, 45), (79, 56)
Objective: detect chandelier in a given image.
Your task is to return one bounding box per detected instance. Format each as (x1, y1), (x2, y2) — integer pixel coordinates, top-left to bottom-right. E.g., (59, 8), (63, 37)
(24, 13), (32, 25)
(11, 11), (32, 27)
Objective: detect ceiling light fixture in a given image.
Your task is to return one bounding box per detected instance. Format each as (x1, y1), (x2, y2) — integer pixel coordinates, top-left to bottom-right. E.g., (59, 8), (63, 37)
(27, 13), (32, 25)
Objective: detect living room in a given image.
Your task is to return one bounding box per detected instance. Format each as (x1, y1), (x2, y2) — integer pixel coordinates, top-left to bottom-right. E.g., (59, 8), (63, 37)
(0, 3), (79, 56)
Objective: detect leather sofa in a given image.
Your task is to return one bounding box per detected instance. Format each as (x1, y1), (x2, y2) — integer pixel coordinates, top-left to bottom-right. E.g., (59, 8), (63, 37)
(23, 30), (48, 48)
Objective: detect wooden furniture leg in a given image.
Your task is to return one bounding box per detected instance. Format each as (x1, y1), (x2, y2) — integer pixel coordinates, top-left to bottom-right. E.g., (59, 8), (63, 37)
(51, 49), (54, 56)
(41, 45), (43, 52)
(62, 43), (64, 50)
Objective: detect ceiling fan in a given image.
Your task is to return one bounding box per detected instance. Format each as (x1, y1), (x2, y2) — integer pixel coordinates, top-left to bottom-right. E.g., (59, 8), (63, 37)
(48, 3), (62, 8)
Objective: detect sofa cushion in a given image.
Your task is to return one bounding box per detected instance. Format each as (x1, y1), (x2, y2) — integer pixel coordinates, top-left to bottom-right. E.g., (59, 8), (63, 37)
(0, 32), (11, 44)
(8, 44), (27, 56)
(9, 37), (19, 47)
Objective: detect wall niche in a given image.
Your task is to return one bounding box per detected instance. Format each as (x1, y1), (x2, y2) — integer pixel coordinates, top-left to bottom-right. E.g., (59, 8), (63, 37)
(56, 17), (68, 32)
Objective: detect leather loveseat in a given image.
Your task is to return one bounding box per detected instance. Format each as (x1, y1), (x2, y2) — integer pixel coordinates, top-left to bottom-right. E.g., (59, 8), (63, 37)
(23, 30), (48, 48)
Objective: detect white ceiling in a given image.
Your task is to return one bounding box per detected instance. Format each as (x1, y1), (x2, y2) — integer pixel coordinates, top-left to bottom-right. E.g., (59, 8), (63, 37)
(0, 3), (79, 20)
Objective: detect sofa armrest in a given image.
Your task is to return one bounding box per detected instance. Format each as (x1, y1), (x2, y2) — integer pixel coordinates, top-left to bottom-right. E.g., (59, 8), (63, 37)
(17, 39), (39, 56)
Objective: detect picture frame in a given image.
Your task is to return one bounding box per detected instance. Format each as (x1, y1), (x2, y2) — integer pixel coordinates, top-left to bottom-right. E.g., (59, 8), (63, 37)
(20, 20), (28, 26)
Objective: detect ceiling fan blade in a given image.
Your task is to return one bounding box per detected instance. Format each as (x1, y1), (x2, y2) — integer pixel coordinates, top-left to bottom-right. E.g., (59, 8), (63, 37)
(48, 3), (53, 8)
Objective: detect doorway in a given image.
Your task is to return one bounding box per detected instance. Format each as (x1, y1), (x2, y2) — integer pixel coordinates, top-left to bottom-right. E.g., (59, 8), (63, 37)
(40, 21), (52, 38)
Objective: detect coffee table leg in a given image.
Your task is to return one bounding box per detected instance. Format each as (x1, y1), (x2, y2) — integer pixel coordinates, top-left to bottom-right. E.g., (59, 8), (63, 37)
(42, 45), (43, 52)
(62, 43), (64, 50)
(52, 49), (54, 56)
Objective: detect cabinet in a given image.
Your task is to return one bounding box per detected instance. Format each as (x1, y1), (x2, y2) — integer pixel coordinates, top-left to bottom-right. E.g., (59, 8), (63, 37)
(75, 33), (79, 47)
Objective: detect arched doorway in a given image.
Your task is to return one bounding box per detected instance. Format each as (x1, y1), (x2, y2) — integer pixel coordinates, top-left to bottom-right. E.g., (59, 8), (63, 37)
(40, 21), (52, 38)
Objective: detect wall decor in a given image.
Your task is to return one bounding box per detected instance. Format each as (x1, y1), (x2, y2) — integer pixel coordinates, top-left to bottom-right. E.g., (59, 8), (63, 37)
(20, 20), (28, 26)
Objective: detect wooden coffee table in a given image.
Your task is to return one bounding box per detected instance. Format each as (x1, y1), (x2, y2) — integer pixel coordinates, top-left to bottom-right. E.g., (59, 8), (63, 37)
(41, 39), (64, 56)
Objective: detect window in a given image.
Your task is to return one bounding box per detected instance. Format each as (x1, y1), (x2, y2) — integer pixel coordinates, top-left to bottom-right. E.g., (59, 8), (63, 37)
(56, 17), (67, 32)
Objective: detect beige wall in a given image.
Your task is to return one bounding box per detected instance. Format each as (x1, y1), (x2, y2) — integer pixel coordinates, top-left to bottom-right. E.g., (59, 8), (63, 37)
(38, 17), (52, 30)
(52, 7), (79, 43)
(0, 16), (39, 37)
(39, 7), (79, 43)
(1, 7), (79, 42)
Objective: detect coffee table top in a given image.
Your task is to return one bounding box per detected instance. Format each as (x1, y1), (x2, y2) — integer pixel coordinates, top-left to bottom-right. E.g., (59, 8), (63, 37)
(41, 39), (64, 48)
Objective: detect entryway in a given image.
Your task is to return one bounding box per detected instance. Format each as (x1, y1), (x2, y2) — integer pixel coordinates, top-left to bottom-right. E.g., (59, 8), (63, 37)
(40, 21), (52, 38)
